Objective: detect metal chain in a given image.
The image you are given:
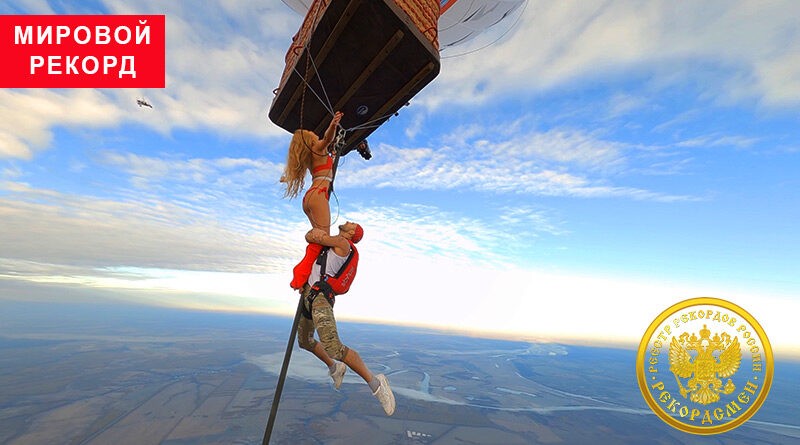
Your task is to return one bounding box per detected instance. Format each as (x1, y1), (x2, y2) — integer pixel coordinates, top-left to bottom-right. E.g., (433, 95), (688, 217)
(334, 126), (346, 153)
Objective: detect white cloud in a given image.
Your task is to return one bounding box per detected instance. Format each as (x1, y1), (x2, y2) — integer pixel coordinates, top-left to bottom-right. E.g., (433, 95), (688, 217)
(755, 53), (800, 107)
(0, 181), (299, 274)
(96, 150), (284, 188)
(323, 253), (798, 357)
(354, 203), (557, 262)
(0, 166), (564, 284)
(0, 154), (572, 303)
(0, 0), (298, 160)
(2, 179), (797, 355)
(101, 0), (300, 137)
(423, 0), (800, 110)
(404, 112), (426, 140)
(498, 207), (567, 237)
(0, 0), (55, 14)
(676, 134), (761, 149)
(0, 188), (495, 338)
(338, 124), (694, 201)
(1, 165), (23, 179)
(605, 93), (649, 119)
(0, 89), (121, 160)
(5, 251), (798, 357)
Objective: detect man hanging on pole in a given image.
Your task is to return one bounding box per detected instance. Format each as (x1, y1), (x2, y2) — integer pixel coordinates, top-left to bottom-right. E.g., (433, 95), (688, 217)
(291, 221), (396, 416)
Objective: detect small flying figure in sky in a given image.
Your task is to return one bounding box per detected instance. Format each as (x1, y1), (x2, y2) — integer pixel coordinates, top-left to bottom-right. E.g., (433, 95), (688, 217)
(136, 98), (153, 108)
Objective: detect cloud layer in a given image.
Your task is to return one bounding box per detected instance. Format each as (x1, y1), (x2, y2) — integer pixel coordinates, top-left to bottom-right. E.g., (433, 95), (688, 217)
(2, 0), (799, 159)
(429, 1), (800, 109)
(339, 122), (696, 201)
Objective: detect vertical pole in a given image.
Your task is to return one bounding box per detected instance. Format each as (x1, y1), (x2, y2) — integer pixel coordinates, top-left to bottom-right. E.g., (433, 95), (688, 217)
(262, 295), (304, 445)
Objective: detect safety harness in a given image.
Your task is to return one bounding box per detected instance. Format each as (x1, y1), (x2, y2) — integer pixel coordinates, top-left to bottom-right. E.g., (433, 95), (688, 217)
(301, 241), (359, 319)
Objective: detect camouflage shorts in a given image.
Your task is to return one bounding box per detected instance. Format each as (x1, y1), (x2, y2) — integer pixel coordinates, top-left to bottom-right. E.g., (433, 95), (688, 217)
(297, 286), (348, 360)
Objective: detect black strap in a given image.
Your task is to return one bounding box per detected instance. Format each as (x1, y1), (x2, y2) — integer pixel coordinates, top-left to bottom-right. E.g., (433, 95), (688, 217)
(316, 246), (329, 278)
(315, 244), (354, 281)
(300, 286), (313, 320)
(300, 247), (330, 321)
(329, 151), (339, 197)
(301, 282), (335, 320)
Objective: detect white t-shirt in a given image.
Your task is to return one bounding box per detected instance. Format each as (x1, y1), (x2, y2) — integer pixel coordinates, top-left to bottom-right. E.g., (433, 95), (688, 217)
(308, 247), (349, 286)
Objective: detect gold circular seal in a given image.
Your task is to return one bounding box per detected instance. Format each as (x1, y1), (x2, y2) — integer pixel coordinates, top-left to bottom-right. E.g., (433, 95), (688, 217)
(636, 297), (773, 434)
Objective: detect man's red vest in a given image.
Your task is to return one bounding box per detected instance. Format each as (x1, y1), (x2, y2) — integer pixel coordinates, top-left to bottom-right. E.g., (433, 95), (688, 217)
(290, 241), (359, 295)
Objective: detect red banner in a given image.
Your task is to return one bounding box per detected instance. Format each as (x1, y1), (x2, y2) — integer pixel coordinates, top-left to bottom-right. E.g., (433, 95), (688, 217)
(0, 15), (165, 88)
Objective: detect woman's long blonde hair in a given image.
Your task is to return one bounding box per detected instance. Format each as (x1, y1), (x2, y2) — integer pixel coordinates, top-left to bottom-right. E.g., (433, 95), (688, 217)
(281, 129), (318, 198)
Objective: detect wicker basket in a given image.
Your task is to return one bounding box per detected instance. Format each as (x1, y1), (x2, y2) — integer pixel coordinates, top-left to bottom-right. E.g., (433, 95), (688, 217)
(280, 0), (439, 88)
(270, 0), (441, 150)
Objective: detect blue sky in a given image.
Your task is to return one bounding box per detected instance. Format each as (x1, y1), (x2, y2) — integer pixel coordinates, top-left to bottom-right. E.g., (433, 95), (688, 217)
(1, 1), (798, 356)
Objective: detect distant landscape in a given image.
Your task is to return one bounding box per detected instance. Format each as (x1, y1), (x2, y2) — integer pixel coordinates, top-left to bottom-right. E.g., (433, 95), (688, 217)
(1, 300), (798, 444)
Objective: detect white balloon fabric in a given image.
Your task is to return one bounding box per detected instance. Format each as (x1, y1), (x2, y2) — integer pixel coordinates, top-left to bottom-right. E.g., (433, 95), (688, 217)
(280, 0), (525, 50)
(437, 0), (525, 49)
(281, 0), (312, 15)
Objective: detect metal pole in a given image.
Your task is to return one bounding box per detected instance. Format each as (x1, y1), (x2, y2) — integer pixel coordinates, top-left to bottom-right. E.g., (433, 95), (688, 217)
(262, 295), (304, 445)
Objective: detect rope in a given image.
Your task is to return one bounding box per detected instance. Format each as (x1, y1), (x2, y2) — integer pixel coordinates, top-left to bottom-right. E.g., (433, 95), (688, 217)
(329, 188), (340, 227)
(307, 43), (334, 116)
(297, 0), (329, 130)
(291, 58), (335, 120)
(344, 110), (398, 132)
(298, 51), (312, 131)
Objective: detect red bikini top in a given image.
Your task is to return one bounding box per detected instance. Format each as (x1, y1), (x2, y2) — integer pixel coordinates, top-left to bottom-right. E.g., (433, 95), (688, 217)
(311, 155), (334, 174)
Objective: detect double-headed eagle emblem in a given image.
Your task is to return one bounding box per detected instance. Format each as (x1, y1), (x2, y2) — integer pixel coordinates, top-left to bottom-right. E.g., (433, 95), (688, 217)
(669, 324), (741, 404)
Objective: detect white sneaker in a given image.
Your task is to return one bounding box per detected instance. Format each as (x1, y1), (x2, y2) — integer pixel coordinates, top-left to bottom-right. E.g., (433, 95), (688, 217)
(329, 362), (346, 390)
(372, 374), (396, 416)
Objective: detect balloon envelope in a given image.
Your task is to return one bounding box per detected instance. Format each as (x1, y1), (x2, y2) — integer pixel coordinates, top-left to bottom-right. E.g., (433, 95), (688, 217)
(281, 0), (525, 49)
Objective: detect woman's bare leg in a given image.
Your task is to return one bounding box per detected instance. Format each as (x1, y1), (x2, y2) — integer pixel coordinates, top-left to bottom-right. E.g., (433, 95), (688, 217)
(303, 190), (331, 234)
